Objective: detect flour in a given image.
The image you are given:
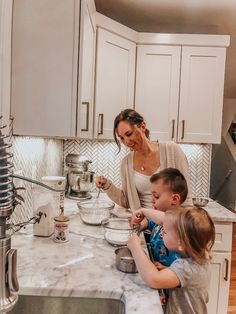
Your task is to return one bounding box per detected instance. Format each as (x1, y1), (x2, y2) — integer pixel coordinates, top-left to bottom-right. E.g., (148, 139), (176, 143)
(105, 231), (130, 246)
(80, 210), (109, 225)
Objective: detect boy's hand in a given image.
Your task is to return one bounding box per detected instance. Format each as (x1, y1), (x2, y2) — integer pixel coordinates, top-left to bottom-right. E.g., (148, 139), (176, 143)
(154, 261), (167, 270)
(130, 209), (144, 228)
(127, 233), (141, 251)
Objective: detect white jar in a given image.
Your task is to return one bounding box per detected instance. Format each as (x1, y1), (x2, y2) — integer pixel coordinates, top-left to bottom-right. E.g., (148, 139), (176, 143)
(53, 215), (70, 243)
(32, 187), (55, 237)
(41, 176), (66, 216)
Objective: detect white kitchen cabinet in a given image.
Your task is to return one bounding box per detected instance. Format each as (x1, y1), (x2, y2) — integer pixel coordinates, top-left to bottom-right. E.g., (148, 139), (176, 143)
(0, 0), (13, 135)
(77, 0), (96, 138)
(208, 252), (231, 314)
(135, 45), (181, 141)
(11, 0), (96, 138)
(178, 47), (226, 143)
(135, 44), (226, 144)
(11, 0), (79, 137)
(207, 222), (232, 314)
(94, 28), (136, 139)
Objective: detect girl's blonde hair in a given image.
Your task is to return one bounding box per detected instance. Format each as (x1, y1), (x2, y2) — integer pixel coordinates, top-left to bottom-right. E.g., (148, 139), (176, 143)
(166, 206), (215, 264)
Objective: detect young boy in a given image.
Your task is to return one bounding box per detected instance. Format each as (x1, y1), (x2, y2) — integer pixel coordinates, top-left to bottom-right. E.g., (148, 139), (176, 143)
(139, 167), (188, 269)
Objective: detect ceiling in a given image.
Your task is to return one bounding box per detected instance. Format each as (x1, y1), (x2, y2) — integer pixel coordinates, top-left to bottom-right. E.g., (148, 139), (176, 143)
(95, 0), (236, 98)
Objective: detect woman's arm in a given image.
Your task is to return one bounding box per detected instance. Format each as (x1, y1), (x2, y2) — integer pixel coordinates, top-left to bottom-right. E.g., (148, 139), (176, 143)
(127, 234), (180, 289)
(102, 180), (130, 208)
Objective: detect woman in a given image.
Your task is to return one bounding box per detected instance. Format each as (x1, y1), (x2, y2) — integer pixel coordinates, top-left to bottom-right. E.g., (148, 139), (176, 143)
(95, 109), (192, 210)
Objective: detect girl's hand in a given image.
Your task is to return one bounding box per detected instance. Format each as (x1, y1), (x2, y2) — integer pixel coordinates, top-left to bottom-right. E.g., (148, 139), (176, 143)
(127, 233), (141, 251)
(153, 261), (167, 270)
(95, 176), (107, 189)
(130, 209), (144, 228)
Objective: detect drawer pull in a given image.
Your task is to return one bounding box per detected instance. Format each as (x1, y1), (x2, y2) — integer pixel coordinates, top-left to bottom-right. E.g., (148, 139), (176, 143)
(224, 258), (229, 281)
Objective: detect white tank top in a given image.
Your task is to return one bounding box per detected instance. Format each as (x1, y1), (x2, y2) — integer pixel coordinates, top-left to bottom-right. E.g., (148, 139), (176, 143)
(134, 168), (160, 209)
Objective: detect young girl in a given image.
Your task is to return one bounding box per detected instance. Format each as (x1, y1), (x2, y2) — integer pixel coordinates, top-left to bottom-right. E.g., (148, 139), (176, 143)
(128, 206), (215, 314)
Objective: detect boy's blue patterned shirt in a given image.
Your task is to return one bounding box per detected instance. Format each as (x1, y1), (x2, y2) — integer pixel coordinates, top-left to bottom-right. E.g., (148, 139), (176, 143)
(147, 219), (179, 266)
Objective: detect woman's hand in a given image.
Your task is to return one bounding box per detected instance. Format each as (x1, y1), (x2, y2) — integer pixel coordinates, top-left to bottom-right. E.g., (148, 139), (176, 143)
(95, 176), (107, 189)
(130, 209), (144, 228)
(127, 233), (141, 251)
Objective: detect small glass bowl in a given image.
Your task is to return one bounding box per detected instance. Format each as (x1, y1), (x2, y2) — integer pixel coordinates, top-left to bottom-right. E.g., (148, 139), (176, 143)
(77, 199), (115, 225)
(101, 218), (137, 246)
(192, 197), (209, 207)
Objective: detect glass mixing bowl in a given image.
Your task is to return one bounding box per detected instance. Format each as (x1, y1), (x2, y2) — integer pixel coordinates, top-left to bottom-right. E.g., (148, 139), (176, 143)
(101, 218), (137, 246)
(77, 199), (114, 225)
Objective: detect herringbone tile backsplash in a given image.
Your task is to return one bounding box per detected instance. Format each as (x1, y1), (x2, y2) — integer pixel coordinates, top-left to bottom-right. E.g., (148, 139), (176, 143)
(64, 139), (211, 197)
(11, 136), (64, 225)
(11, 136), (211, 226)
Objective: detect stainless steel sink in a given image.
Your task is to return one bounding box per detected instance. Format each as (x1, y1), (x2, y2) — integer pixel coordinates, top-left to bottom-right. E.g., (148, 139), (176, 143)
(9, 295), (125, 314)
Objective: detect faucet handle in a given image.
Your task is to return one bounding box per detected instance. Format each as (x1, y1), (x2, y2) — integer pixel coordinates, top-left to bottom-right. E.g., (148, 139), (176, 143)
(7, 249), (19, 292)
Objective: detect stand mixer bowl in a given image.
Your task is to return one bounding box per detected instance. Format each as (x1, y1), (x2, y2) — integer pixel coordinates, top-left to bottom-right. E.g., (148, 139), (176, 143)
(65, 154), (95, 200)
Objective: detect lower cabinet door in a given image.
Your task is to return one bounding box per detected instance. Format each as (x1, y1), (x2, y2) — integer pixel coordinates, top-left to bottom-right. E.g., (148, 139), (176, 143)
(208, 252), (231, 314)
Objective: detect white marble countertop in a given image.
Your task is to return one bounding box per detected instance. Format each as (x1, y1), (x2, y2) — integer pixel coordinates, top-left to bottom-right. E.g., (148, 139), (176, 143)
(11, 193), (236, 314)
(11, 197), (163, 314)
(204, 200), (236, 223)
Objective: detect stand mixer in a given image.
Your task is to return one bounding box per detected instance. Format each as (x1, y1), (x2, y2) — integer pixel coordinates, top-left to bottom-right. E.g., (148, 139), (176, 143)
(65, 154), (95, 200)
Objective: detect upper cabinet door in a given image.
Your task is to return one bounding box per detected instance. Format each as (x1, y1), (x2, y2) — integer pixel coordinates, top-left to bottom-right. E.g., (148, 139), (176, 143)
(94, 28), (136, 139)
(77, 0), (96, 138)
(0, 0), (13, 135)
(135, 45), (181, 141)
(11, 0), (79, 137)
(178, 46), (226, 144)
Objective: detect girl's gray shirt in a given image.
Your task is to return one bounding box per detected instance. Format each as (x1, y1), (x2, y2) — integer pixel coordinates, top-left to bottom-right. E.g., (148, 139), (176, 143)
(166, 258), (210, 314)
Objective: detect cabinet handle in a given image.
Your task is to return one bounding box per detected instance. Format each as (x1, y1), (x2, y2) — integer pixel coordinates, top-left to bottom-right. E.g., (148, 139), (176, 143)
(9, 116), (14, 138)
(81, 102), (89, 132)
(224, 258), (229, 281)
(171, 120), (175, 139)
(181, 120), (185, 139)
(98, 113), (104, 135)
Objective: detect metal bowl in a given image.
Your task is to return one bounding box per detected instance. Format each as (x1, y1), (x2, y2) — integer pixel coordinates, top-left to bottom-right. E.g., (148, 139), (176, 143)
(77, 199), (115, 225)
(101, 218), (137, 246)
(115, 246), (137, 273)
(192, 197), (209, 207)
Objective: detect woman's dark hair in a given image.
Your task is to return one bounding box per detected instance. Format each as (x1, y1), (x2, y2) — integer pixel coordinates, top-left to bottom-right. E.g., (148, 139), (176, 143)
(113, 109), (150, 151)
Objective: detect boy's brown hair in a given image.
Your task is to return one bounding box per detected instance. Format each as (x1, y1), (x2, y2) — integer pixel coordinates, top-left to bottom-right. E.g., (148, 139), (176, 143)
(166, 206), (215, 264)
(150, 168), (188, 204)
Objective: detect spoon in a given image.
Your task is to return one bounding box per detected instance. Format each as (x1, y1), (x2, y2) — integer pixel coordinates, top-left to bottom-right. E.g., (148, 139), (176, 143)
(96, 188), (101, 199)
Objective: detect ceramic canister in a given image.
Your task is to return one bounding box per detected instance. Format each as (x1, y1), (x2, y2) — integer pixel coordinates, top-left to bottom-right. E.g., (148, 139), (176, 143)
(41, 176), (66, 216)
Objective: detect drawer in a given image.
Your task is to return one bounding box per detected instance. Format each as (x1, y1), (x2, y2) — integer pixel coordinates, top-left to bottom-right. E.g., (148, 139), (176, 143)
(212, 223), (233, 252)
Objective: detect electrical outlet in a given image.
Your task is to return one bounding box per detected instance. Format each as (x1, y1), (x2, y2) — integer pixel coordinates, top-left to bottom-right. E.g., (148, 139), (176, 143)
(13, 170), (24, 188)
